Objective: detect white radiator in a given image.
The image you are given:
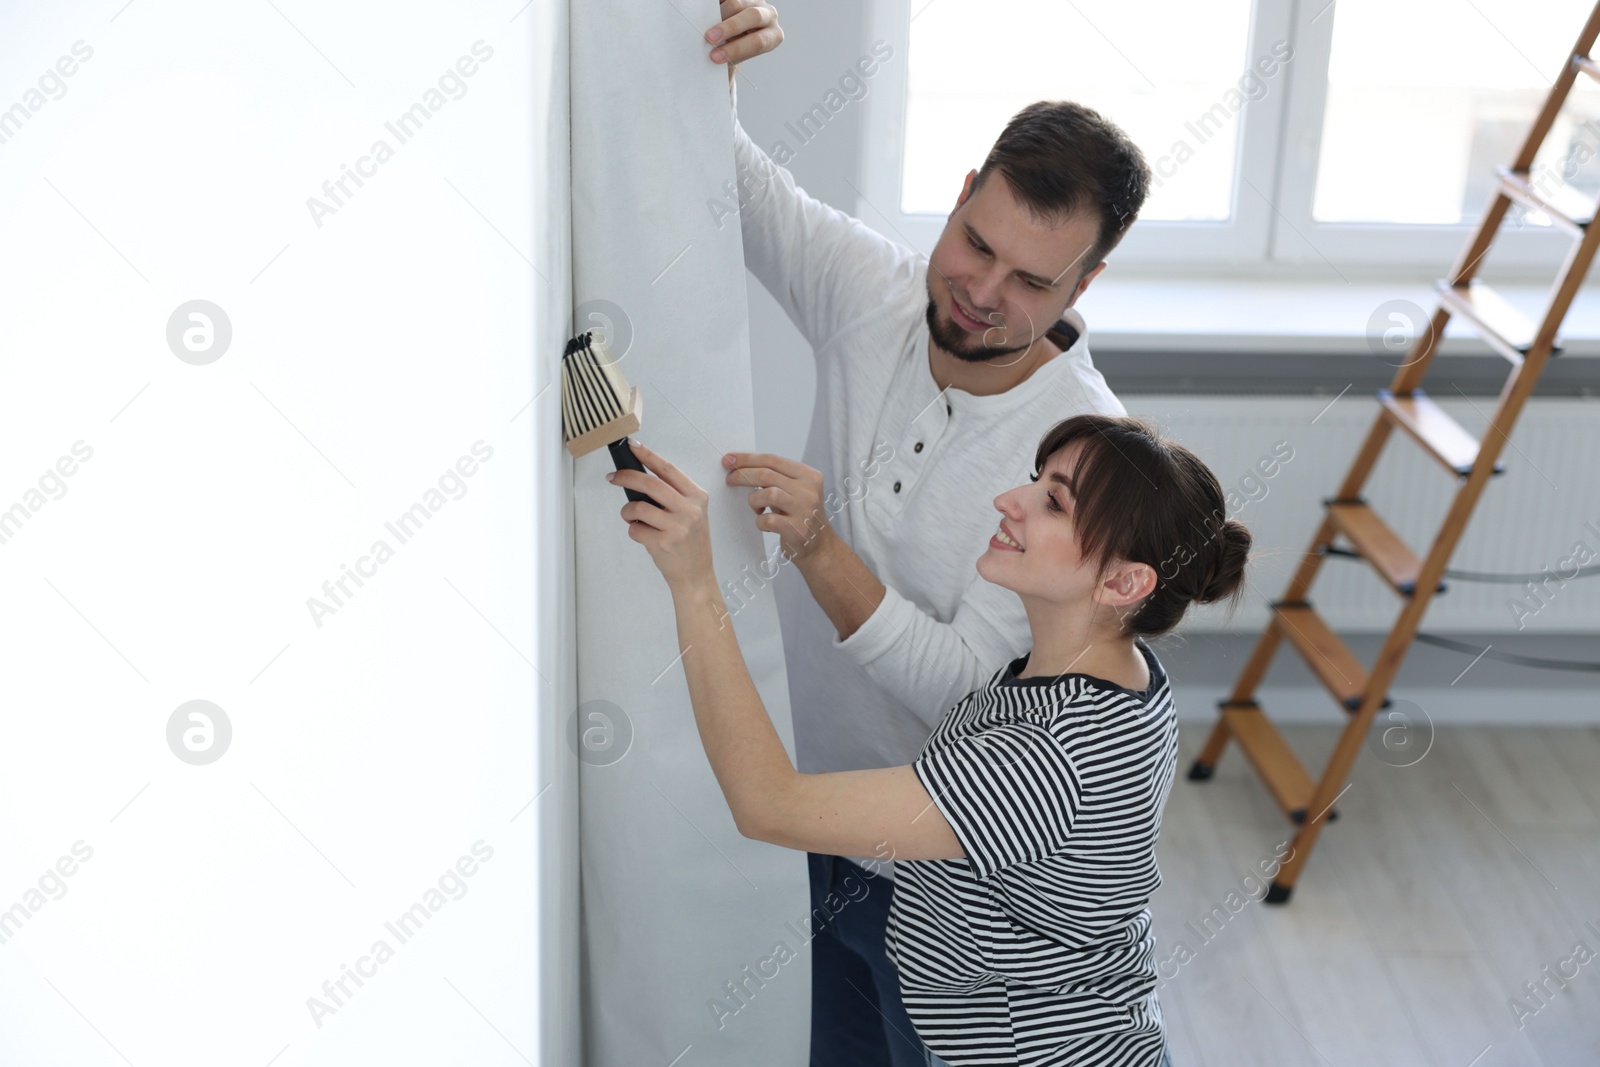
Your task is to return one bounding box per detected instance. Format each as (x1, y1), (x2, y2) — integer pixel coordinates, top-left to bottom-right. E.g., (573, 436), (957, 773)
(1124, 394), (1600, 634)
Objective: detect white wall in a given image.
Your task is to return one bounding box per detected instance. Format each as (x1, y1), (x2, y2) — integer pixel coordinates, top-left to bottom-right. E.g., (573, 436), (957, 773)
(533, 0), (581, 1061)
(0, 2), (563, 1062)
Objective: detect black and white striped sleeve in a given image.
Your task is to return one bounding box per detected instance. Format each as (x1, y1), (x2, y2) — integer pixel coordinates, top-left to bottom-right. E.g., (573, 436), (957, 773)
(912, 722), (1082, 880)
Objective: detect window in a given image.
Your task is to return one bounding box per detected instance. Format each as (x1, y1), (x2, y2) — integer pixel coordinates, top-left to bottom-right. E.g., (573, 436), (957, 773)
(900, 0), (1255, 223)
(1312, 0), (1600, 224)
(858, 0), (1600, 276)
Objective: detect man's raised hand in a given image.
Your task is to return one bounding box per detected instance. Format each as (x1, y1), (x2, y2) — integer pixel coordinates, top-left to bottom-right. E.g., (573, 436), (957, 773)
(707, 0), (783, 82)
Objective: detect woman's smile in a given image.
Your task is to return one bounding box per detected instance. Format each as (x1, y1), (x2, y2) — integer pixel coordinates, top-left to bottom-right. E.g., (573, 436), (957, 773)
(990, 521), (1024, 552)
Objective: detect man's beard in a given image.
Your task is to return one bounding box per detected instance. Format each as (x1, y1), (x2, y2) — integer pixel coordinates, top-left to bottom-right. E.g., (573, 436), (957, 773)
(924, 294), (1033, 365)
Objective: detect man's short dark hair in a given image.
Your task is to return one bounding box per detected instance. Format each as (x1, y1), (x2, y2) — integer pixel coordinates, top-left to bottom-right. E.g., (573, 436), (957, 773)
(970, 101), (1151, 280)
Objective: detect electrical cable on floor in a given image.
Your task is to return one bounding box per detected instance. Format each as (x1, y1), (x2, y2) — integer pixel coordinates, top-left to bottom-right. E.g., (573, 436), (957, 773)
(1412, 633), (1600, 673)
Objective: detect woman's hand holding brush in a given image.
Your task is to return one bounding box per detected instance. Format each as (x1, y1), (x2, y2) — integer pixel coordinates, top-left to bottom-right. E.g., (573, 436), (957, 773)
(609, 443), (718, 594)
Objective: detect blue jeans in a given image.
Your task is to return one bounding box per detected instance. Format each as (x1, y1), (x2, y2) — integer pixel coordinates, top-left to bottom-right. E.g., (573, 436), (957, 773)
(807, 853), (928, 1067)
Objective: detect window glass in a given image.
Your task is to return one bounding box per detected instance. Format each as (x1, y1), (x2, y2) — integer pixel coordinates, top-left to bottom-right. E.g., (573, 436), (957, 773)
(903, 0), (1257, 222)
(1315, 0), (1600, 223)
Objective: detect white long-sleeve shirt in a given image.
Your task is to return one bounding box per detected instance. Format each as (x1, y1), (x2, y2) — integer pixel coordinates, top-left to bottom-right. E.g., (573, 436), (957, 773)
(730, 90), (1126, 878)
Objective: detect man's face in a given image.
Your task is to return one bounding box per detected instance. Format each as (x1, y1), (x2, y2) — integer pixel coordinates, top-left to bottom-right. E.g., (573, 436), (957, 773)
(925, 169), (1105, 364)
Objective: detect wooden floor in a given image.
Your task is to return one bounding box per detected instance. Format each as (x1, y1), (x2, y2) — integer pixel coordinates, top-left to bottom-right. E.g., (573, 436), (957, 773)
(1152, 723), (1600, 1067)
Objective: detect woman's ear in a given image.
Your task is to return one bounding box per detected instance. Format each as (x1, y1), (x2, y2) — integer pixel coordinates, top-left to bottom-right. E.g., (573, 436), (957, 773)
(1097, 561), (1157, 608)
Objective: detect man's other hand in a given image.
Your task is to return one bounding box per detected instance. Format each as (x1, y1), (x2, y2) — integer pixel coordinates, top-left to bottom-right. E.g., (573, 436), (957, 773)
(724, 451), (837, 564)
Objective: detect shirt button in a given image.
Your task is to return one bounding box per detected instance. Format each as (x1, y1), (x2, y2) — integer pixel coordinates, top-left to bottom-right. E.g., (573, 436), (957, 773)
(914, 442), (923, 453)
(893, 481), (902, 493)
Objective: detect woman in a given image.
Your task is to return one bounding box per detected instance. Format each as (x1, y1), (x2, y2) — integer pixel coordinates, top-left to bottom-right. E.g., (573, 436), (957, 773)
(607, 413), (1250, 1067)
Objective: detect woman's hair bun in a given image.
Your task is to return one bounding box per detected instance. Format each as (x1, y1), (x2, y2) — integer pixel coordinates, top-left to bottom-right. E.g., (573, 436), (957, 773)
(1197, 519), (1252, 605)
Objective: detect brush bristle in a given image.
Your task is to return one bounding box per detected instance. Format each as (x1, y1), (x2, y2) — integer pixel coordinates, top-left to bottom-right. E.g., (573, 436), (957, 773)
(561, 331), (635, 442)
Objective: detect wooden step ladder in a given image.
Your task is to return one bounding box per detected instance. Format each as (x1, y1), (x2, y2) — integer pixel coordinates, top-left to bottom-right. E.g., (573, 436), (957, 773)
(1187, 1), (1600, 904)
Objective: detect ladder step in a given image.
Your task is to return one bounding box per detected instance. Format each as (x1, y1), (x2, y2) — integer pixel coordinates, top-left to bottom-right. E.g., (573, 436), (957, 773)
(1434, 280), (1559, 363)
(1219, 701), (1315, 818)
(1273, 602), (1370, 712)
(1378, 388), (1506, 480)
(1575, 53), (1600, 83)
(1324, 498), (1445, 596)
(1496, 166), (1595, 235)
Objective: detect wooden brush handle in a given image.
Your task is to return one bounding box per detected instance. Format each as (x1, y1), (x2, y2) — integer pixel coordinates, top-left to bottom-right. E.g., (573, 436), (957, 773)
(607, 437), (662, 508)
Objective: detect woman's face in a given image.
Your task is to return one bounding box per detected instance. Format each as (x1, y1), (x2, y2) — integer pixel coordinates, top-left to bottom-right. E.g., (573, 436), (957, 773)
(977, 441), (1105, 604)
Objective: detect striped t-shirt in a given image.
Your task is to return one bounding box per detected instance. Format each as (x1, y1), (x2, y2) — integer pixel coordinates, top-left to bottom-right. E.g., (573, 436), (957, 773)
(885, 637), (1177, 1067)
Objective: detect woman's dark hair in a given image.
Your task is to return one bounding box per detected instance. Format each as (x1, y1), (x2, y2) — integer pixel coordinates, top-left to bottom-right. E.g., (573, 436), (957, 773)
(1030, 413), (1251, 638)
(971, 101), (1151, 280)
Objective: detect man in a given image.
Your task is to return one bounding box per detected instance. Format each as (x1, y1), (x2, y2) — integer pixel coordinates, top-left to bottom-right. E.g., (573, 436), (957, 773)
(706, 6), (1151, 1063)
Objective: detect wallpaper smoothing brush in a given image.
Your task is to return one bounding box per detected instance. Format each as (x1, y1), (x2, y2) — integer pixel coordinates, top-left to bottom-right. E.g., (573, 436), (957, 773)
(561, 330), (661, 509)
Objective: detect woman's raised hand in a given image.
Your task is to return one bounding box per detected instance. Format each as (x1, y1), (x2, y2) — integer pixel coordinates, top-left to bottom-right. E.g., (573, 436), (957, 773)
(610, 443), (717, 591)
